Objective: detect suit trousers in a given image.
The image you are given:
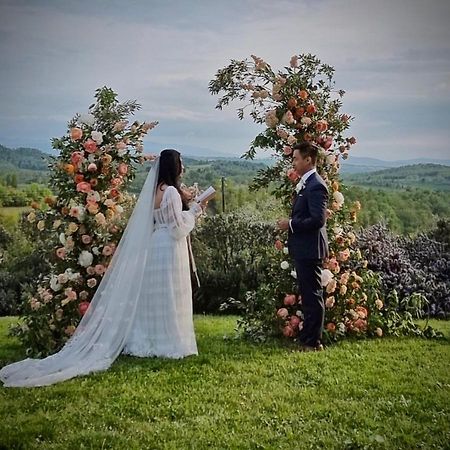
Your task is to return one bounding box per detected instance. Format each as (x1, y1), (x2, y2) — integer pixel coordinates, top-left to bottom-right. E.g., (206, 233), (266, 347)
(294, 258), (324, 347)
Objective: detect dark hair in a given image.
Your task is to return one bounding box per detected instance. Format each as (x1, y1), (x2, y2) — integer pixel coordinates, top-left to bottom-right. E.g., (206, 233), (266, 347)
(157, 149), (188, 209)
(293, 142), (320, 165)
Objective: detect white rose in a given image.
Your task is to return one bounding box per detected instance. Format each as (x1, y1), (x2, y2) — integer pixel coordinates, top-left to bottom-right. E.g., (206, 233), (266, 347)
(78, 250), (94, 267)
(333, 191), (345, 206)
(115, 205), (124, 214)
(59, 233), (66, 245)
(79, 113), (95, 126)
(283, 247), (289, 255)
(91, 131), (103, 145)
(265, 110), (278, 128)
(301, 117), (312, 126)
(290, 270), (297, 279)
(280, 261), (290, 270)
(92, 246), (100, 256)
(321, 269), (334, 287)
(50, 275), (62, 292)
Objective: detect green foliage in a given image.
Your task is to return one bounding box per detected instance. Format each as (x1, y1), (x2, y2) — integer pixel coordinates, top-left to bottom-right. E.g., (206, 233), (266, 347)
(191, 211), (276, 313)
(0, 316), (449, 449)
(345, 185), (450, 235)
(343, 163), (450, 191)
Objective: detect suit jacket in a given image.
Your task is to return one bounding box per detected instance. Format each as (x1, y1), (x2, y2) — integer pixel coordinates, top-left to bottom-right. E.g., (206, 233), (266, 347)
(287, 171), (329, 260)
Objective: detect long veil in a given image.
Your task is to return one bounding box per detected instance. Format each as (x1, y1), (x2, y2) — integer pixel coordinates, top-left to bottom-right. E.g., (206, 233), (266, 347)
(0, 157), (160, 387)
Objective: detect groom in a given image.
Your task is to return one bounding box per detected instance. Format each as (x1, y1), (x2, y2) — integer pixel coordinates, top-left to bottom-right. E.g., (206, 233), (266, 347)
(277, 142), (329, 351)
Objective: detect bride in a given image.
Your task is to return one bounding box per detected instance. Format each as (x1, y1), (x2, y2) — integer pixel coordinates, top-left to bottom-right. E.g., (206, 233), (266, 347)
(0, 149), (208, 387)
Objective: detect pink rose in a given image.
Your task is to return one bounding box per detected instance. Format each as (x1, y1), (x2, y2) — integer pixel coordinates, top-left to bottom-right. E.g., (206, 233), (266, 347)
(287, 168), (300, 183)
(283, 294), (297, 306)
(95, 264), (106, 275)
(78, 301), (90, 316)
(326, 322), (336, 332)
(83, 138), (98, 153)
(76, 182), (92, 193)
(283, 146), (293, 156)
(81, 234), (92, 244)
(56, 247), (66, 259)
(282, 324), (295, 337)
(71, 151), (84, 166)
(88, 163), (97, 172)
(102, 245), (113, 256)
(289, 316), (300, 328)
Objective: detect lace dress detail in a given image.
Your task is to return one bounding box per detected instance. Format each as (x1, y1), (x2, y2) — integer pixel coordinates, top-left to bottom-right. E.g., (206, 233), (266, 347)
(123, 186), (201, 358)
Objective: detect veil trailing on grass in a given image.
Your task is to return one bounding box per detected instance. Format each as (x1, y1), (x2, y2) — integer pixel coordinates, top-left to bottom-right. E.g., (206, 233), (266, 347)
(0, 158), (160, 387)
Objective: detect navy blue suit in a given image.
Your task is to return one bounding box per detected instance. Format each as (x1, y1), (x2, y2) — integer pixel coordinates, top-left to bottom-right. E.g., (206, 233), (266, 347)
(288, 171), (329, 347)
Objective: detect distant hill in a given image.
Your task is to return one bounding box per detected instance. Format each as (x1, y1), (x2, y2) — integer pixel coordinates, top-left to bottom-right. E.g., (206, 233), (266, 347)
(342, 164), (450, 191)
(0, 145), (50, 184)
(340, 156), (450, 174)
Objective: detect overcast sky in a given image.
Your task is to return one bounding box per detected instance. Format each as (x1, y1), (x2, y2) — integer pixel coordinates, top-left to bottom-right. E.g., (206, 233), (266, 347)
(1, 0), (449, 160)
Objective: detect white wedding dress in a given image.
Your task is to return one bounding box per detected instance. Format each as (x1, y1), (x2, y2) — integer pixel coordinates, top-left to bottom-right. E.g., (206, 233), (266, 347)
(0, 158), (200, 387)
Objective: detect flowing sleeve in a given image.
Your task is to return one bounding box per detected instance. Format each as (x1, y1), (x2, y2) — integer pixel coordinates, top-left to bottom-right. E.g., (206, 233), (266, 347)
(163, 186), (202, 240)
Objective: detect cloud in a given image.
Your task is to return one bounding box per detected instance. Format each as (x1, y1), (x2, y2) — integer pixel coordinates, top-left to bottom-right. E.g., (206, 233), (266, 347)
(0, 0), (449, 160)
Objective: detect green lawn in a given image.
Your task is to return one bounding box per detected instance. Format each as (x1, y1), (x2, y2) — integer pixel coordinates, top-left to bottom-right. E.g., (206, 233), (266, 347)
(1, 316), (449, 449)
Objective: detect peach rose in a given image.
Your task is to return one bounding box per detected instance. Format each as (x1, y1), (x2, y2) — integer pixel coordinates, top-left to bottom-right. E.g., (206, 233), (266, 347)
(315, 120), (328, 133)
(64, 164), (75, 175)
(70, 127), (83, 140)
(86, 266), (96, 275)
(298, 90), (308, 100)
(325, 296), (335, 308)
(275, 240), (284, 251)
(118, 163), (129, 176)
(375, 327), (383, 337)
(65, 325), (76, 336)
(326, 322), (336, 332)
(277, 308), (289, 319)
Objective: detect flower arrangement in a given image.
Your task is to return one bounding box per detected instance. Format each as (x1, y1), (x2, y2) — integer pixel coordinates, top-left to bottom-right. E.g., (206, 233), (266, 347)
(15, 87), (158, 356)
(210, 53), (433, 343)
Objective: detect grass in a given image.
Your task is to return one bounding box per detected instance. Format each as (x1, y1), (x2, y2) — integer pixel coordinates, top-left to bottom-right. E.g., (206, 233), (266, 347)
(1, 316), (449, 450)
(0, 206), (30, 226)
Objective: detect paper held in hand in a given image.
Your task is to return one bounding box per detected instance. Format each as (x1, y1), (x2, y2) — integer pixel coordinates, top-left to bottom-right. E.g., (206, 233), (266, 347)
(196, 186), (216, 203)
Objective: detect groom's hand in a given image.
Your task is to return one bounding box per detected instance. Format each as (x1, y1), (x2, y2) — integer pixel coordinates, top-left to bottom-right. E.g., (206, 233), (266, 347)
(276, 218), (289, 231)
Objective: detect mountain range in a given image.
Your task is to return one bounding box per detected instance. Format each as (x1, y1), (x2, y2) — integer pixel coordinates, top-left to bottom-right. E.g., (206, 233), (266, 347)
(1, 143), (449, 177)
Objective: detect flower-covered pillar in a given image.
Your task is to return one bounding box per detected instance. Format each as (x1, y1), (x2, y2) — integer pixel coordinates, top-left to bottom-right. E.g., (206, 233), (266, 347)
(16, 87), (158, 356)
